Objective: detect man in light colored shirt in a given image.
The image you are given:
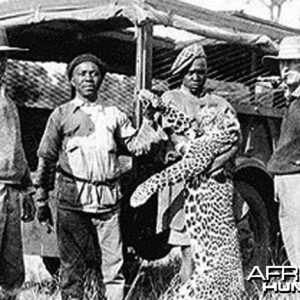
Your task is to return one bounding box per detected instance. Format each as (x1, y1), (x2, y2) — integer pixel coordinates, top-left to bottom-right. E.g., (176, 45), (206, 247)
(0, 26), (36, 300)
(156, 43), (239, 284)
(34, 53), (165, 300)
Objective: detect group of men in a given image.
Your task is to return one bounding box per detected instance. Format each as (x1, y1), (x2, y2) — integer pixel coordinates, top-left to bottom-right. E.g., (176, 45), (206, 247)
(1, 21), (300, 300)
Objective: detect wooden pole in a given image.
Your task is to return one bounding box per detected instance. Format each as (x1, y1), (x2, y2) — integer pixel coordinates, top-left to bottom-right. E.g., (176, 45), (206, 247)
(135, 22), (153, 128)
(133, 22), (153, 181)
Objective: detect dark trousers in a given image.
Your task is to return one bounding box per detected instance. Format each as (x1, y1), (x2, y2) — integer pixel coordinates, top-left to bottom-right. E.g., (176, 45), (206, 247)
(0, 184), (24, 299)
(57, 207), (124, 300)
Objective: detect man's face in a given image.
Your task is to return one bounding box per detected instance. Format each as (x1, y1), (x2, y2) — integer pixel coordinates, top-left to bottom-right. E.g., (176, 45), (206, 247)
(279, 59), (300, 93)
(71, 61), (103, 101)
(182, 58), (207, 96)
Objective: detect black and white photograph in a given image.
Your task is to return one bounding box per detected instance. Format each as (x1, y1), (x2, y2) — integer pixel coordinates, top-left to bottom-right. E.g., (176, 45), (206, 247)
(1, 0), (300, 299)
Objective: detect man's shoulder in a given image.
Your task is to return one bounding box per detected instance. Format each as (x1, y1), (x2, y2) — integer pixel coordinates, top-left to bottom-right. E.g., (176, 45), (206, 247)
(102, 103), (125, 116)
(203, 92), (229, 105)
(161, 89), (185, 106)
(162, 89), (182, 98)
(103, 103), (121, 111)
(55, 99), (77, 111)
(48, 99), (78, 121)
(102, 104), (131, 125)
(203, 92), (235, 111)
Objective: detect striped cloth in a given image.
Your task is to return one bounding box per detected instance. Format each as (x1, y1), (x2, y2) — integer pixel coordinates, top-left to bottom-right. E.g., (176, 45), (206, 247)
(171, 43), (206, 75)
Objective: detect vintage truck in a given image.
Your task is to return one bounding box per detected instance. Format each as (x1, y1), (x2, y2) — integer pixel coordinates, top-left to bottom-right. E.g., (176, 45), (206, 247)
(1, 0), (300, 281)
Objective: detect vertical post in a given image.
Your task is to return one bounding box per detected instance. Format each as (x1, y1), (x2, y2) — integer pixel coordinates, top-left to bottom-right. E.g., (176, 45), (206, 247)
(135, 22), (153, 128)
(133, 22), (153, 181)
(250, 50), (257, 103)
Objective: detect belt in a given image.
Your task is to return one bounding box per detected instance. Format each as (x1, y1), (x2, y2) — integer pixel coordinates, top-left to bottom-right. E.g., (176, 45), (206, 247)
(58, 167), (118, 188)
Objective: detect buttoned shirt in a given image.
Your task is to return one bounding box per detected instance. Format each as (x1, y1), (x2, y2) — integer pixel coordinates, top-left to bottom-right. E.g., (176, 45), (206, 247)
(268, 85), (300, 174)
(36, 97), (141, 213)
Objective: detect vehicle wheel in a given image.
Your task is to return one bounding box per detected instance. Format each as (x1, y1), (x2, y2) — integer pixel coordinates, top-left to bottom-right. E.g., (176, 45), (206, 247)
(233, 180), (270, 291)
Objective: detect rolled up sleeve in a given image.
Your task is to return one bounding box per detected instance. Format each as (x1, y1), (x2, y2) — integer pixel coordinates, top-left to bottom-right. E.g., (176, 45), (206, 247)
(35, 109), (62, 194)
(37, 108), (62, 161)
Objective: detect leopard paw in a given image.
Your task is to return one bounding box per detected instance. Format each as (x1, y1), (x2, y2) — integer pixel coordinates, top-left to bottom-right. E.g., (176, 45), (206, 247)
(130, 187), (153, 208)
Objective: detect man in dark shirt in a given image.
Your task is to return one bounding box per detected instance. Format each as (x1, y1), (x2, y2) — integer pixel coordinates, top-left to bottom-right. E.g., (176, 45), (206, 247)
(0, 26), (35, 300)
(264, 36), (300, 269)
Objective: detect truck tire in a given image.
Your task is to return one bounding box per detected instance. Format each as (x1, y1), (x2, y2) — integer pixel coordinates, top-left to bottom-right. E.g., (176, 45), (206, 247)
(234, 180), (270, 290)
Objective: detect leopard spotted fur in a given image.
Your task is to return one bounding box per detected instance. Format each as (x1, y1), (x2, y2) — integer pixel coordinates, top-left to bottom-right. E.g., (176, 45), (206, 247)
(131, 90), (239, 207)
(131, 90), (246, 299)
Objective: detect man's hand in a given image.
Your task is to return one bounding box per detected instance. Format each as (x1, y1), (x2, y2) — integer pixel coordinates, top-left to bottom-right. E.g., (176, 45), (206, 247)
(37, 202), (54, 234)
(208, 145), (239, 175)
(139, 89), (164, 119)
(37, 203), (53, 226)
(282, 69), (300, 92)
(34, 187), (53, 232)
(21, 194), (36, 222)
(171, 134), (191, 155)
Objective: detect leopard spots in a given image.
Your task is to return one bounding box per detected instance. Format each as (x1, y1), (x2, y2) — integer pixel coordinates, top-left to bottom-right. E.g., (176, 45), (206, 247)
(132, 90), (245, 299)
